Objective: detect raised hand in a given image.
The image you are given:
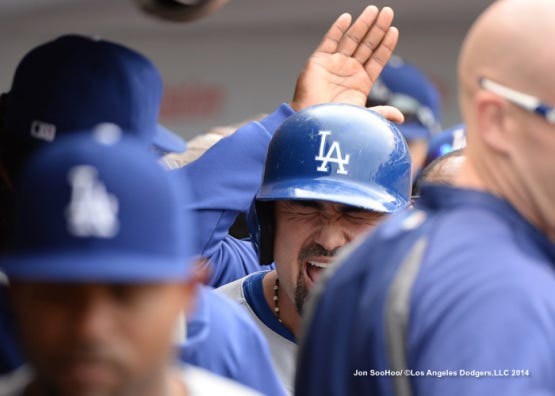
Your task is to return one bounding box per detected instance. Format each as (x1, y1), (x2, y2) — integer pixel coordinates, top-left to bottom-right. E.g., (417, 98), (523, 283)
(290, 6), (398, 112)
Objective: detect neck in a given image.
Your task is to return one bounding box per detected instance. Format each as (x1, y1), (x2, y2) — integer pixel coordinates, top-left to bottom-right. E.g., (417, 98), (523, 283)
(456, 154), (555, 241)
(263, 270), (301, 337)
(454, 155), (488, 192)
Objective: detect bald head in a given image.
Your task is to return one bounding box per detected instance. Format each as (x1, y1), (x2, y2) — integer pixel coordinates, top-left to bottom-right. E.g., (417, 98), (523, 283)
(459, 0), (555, 99)
(456, 0), (555, 239)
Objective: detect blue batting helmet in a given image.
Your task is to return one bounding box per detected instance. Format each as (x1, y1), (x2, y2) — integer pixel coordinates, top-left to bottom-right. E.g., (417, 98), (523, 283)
(249, 103), (412, 264)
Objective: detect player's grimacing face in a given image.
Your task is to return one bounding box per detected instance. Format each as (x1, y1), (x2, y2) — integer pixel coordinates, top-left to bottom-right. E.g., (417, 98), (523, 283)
(9, 281), (194, 396)
(273, 200), (384, 313)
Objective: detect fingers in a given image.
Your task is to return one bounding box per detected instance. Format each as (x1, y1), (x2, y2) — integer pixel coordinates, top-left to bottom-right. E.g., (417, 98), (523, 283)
(369, 105), (405, 124)
(315, 13), (353, 54)
(364, 26), (399, 84)
(335, 5), (380, 57)
(353, 7), (395, 64)
(315, 6), (397, 67)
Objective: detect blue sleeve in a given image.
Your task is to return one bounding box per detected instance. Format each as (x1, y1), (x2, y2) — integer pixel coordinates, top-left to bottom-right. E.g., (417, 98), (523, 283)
(174, 104), (294, 287)
(180, 286), (288, 396)
(404, 208), (555, 396)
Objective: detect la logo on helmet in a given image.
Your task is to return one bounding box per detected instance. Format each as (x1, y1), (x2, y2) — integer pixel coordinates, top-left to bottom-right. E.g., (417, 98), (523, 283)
(315, 130), (350, 175)
(65, 165), (120, 238)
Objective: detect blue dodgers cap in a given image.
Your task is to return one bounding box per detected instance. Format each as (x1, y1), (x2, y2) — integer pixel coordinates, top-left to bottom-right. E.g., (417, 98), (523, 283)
(1, 124), (196, 282)
(3, 34), (185, 155)
(367, 56), (441, 140)
(424, 123), (467, 167)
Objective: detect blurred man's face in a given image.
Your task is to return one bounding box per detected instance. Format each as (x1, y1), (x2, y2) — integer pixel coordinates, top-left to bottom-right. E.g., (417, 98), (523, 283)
(508, 98), (555, 241)
(10, 281), (195, 396)
(273, 200), (384, 313)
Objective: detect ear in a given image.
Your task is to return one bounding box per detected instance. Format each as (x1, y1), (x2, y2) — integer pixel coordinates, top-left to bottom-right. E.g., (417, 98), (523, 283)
(475, 90), (512, 154)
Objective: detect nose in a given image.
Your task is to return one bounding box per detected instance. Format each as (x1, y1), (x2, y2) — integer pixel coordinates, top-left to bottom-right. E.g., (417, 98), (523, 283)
(313, 222), (349, 253)
(69, 287), (114, 343)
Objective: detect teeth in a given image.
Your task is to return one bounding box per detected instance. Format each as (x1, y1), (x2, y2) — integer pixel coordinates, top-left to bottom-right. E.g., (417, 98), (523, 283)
(308, 261), (329, 269)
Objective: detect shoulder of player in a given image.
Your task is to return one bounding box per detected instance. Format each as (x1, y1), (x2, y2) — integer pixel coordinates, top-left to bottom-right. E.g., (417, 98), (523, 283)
(180, 364), (263, 396)
(215, 271), (267, 307)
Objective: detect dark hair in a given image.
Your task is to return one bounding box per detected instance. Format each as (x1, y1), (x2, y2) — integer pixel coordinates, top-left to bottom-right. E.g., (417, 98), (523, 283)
(413, 149), (465, 197)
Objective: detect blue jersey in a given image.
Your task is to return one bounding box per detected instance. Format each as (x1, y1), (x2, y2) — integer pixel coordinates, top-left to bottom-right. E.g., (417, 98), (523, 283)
(174, 104), (294, 287)
(181, 286), (287, 396)
(296, 185), (555, 396)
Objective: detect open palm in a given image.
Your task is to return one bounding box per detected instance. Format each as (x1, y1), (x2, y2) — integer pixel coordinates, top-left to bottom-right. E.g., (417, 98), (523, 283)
(291, 6), (398, 111)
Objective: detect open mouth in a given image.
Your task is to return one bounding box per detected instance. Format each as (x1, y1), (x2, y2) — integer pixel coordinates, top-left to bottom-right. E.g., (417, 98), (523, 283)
(305, 260), (331, 286)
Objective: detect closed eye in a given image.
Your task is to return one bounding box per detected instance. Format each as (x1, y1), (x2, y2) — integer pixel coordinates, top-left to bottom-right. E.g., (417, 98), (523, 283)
(282, 200), (322, 216)
(343, 208), (384, 224)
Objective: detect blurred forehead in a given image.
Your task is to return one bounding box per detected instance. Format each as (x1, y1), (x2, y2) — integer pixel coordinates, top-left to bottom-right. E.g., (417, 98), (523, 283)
(9, 281), (178, 298)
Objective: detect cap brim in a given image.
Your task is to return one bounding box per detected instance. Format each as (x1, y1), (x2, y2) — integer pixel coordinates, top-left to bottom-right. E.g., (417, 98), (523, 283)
(1, 250), (193, 283)
(397, 122), (431, 141)
(154, 124), (187, 154)
(257, 178), (409, 213)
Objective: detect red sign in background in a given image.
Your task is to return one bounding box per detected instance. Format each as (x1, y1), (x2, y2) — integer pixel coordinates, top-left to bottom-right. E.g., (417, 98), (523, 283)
(160, 82), (226, 121)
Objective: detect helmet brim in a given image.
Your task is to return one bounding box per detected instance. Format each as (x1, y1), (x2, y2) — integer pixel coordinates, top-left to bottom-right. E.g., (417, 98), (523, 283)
(256, 177), (409, 213)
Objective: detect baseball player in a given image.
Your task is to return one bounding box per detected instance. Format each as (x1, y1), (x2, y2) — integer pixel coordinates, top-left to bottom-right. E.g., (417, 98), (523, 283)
(0, 128), (260, 396)
(1, 33), (187, 376)
(218, 103), (412, 394)
(296, 1), (555, 395)
(174, 7), (408, 393)
(178, 5), (403, 287)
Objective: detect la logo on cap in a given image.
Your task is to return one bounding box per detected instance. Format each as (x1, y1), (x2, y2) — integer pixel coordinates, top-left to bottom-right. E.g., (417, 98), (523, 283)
(315, 130), (350, 175)
(65, 165), (119, 238)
